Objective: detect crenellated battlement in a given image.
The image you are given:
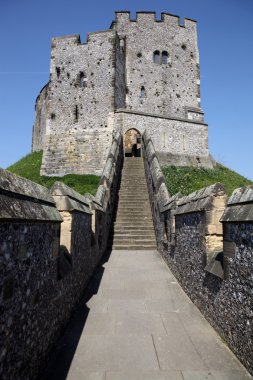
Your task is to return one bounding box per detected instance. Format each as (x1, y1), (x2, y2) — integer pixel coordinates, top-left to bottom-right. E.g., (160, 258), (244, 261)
(51, 34), (81, 48)
(51, 30), (115, 50)
(112, 11), (196, 29)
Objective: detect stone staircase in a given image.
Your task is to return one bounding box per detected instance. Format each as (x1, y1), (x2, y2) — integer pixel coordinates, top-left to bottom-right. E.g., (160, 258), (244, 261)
(111, 157), (157, 250)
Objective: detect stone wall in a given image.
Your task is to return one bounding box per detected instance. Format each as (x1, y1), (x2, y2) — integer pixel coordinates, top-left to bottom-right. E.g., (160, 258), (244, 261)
(112, 11), (203, 121)
(116, 110), (212, 168)
(143, 133), (253, 375)
(40, 31), (119, 176)
(0, 131), (123, 380)
(33, 10), (212, 176)
(32, 83), (49, 152)
(115, 33), (126, 109)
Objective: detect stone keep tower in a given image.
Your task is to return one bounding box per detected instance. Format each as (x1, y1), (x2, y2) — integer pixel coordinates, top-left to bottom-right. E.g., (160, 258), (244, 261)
(32, 11), (212, 176)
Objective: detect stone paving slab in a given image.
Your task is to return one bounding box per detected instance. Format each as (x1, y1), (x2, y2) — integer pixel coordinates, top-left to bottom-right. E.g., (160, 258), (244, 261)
(73, 335), (159, 372)
(105, 370), (183, 379)
(44, 249), (252, 380)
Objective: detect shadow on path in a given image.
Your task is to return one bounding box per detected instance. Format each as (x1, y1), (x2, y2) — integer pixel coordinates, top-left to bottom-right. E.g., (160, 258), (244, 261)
(38, 249), (112, 380)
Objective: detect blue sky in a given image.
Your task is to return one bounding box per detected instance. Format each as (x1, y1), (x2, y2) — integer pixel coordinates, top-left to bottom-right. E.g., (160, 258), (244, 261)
(0, 0), (252, 179)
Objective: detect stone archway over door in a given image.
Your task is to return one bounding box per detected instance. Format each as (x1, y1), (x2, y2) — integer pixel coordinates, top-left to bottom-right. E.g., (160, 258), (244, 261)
(124, 129), (142, 157)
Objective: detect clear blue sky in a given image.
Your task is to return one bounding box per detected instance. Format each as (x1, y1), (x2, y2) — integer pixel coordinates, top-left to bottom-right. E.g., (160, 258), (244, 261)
(0, 0), (252, 179)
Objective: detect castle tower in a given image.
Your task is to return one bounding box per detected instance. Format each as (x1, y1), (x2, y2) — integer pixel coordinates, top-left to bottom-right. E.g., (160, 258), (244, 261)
(32, 11), (212, 176)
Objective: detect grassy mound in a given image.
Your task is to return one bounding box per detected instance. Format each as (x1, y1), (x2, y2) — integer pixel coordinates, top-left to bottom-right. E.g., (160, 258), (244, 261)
(162, 164), (253, 197)
(7, 151), (100, 195)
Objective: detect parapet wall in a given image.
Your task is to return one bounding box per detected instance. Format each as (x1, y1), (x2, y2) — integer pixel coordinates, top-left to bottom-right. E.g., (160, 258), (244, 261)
(0, 132), (123, 380)
(112, 11), (197, 31)
(143, 132), (253, 375)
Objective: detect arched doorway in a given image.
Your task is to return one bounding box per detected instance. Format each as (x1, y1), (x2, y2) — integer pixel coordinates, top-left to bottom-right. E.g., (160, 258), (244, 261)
(124, 129), (142, 157)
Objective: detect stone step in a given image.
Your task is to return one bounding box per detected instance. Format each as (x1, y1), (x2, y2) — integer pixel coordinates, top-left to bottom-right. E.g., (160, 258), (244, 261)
(117, 201), (150, 205)
(112, 245), (157, 250)
(119, 188), (148, 191)
(117, 210), (152, 220)
(112, 234), (156, 241)
(121, 177), (146, 182)
(114, 226), (154, 231)
(120, 184), (147, 187)
(121, 174), (146, 177)
(119, 190), (148, 194)
(119, 194), (149, 197)
(115, 215), (153, 220)
(120, 184), (146, 187)
(114, 222), (154, 227)
(112, 239), (156, 245)
(121, 181), (147, 187)
(116, 208), (152, 213)
(112, 230), (155, 236)
(116, 205), (151, 209)
(116, 213), (152, 218)
(118, 199), (150, 202)
(113, 226), (155, 232)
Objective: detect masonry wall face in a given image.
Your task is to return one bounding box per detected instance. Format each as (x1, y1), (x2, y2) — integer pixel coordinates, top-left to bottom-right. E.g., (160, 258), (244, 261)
(163, 214), (253, 375)
(114, 12), (201, 119)
(32, 11), (212, 175)
(41, 31), (117, 176)
(115, 34), (126, 109)
(115, 111), (209, 164)
(32, 84), (48, 152)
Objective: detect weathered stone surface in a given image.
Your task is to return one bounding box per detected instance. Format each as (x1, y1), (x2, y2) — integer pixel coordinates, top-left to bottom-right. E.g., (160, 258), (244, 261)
(39, 30), (121, 176)
(221, 185), (253, 222)
(164, 213), (253, 375)
(114, 12), (202, 120)
(0, 132), (123, 380)
(51, 182), (92, 213)
(0, 169), (61, 222)
(32, 83), (49, 151)
(156, 183), (171, 212)
(0, 168), (55, 204)
(227, 185), (253, 205)
(115, 110), (212, 168)
(34, 11), (212, 175)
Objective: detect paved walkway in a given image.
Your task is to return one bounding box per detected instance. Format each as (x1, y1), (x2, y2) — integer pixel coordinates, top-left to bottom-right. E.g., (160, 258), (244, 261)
(44, 250), (252, 380)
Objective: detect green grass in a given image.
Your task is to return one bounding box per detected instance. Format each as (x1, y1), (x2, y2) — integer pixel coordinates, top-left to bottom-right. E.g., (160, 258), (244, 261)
(7, 151), (100, 195)
(162, 164), (253, 197)
(7, 152), (252, 198)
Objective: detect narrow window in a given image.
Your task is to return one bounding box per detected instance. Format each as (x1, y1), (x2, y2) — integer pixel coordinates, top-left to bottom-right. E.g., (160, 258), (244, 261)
(162, 51), (168, 64)
(56, 67), (60, 78)
(140, 86), (146, 98)
(79, 71), (87, 87)
(153, 50), (160, 64)
(74, 105), (79, 122)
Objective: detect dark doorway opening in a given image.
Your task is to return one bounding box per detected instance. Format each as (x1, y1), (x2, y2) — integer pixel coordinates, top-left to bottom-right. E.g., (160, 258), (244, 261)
(124, 129), (142, 157)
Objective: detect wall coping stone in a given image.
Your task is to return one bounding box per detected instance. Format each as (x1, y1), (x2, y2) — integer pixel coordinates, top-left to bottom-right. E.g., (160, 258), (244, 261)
(177, 183), (225, 206)
(0, 168), (55, 204)
(51, 182), (90, 207)
(227, 185), (253, 206)
(95, 185), (107, 210)
(163, 193), (182, 211)
(115, 109), (208, 126)
(176, 183), (226, 215)
(53, 196), (92, 214)
(221, 204), (253, 223)
(0, 169), (61, 222)
(85, 193), (104, 212)
(220, 185), (253, 223)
